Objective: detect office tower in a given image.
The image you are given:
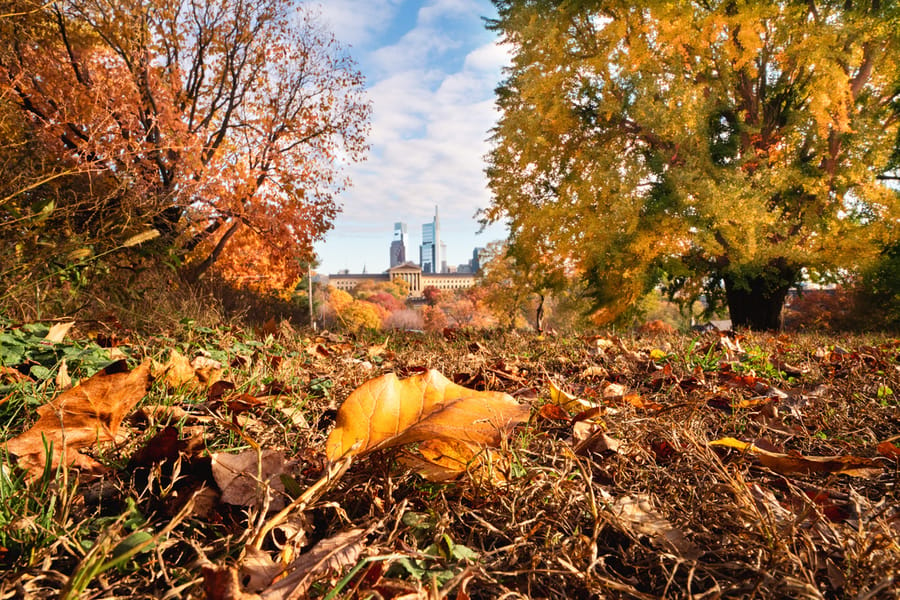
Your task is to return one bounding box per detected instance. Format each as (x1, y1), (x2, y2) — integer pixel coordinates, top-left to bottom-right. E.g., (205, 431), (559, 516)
(471, 247), (485, 273)
(419, 207), (441, 273)
(389, 222), (408, 267)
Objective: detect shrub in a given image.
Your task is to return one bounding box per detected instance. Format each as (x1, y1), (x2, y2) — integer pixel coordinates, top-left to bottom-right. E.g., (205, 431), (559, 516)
(384, 309), (424, 331)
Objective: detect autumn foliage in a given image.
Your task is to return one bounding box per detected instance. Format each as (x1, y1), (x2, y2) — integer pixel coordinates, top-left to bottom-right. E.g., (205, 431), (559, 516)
(486, 0), (900, 330)
(0, 0), (369, 307)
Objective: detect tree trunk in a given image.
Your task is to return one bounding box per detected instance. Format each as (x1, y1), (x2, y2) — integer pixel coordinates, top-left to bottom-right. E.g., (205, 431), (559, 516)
(724, 262), (798, 330)
(534, 293), (545, 333)
(185, 220), (241, 282)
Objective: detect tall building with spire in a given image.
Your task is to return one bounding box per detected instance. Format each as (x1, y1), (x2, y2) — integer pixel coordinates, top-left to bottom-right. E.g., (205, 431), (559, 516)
(419, 206), (442, 274)
(389, 222), (408, 267)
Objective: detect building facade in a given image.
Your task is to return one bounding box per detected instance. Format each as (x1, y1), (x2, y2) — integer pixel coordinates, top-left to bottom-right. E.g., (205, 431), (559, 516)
(329, 262), (474, 298)
(419, 207), (441, 273)
(389, 222), (408, 267)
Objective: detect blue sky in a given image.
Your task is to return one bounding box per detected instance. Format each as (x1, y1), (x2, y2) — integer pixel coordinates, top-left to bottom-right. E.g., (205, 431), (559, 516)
(313, 0), (510, 274)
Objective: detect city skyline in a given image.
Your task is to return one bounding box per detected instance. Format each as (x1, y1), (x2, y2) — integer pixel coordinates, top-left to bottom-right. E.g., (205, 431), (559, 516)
(311, 0), (509, 275)
(333, 207), (484, 275)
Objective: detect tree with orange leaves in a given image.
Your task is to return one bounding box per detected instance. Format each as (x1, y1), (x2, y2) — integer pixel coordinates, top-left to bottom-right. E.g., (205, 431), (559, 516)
(0, 0), (369, 295)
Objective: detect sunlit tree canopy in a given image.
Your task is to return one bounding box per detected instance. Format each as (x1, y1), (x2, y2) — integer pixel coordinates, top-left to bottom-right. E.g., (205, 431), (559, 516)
(485, 0), (900, 329)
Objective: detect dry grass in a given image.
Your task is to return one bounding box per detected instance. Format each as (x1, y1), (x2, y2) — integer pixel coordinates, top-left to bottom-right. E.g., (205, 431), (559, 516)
(1, 324), (899, 599)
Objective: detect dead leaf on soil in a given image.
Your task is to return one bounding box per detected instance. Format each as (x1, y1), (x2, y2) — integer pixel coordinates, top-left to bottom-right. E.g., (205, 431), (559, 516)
(44, 321), (75, 343)
(211, 449), (288, 510)
(5, 361), (150, 478)
(325, 370), (529, 462)
(549, 381), (594, 413)
(213, 527), (370, 600)
(876, 440), (900, 460)
(154, 350), (223, 391)
(709, 437), (883, 477)
(572, 423), (620, 456)
(399, 438), (507, 484)
(260, 527), (368, 599)
(601, 490), (700, 560)
(55, 359), (72, 389)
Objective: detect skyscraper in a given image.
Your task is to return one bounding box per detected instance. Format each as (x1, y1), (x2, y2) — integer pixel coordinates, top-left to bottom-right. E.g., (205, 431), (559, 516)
(419, 207), (441, 273)
(389, 222), (408, 267)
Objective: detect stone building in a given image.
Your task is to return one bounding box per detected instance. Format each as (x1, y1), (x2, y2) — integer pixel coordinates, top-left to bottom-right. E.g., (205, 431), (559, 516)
(328, 262), (475, 298)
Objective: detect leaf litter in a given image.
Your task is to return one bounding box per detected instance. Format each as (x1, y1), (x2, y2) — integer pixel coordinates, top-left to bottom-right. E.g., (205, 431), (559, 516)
(1, 325), (899, 598)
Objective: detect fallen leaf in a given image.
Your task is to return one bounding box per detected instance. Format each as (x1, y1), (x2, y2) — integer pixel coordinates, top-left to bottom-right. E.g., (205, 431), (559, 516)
(709, 437), (883, 477)
(549, 381), (593, 413)
(227, 393), (266, 415)
(202, 564), (262, 600)
(538, 403), (570, 421)
(876, 441), (900, 460)
(0, 366), (32, 385)
(601, 490), (700, 559)
(5, 361), (150, 478)
(211, 449), (288, 510)
(44, 321), (75, 343)
(154, 350), (223, 391)
(367, 340), (390, 358)
(156, 349), (196, 389)
(400, 438), (507, 484)
(573, 424), (620, 456)
(603, 382), (628, 398)
(580, 365), (607, 378)
(55, 359), (72, 389)
(192, 355), (223, 386)
(139, 404), (185, 425)
(325, 370), (529, 462)
(208, 380), (236, 401)
(258, 528), (369, 599)
(241, 546), (285, 593)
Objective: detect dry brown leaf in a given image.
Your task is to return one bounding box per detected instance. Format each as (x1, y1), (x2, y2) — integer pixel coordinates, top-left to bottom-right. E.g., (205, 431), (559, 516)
(601, 490), (700, 560)
(156, 349), (196, 389)
(55, 359), (72, 389)
(154, 350), (223, 390)
(400, 438), (507, 484)
(580, 365), (607, 378)
(211, 449), (288, 510)
(709, 437), (883, 477)
(1, 366), (32, 385)
(135, 404), (211, 426)
(258, 528), (368, 600)
(5, 361), (150, 478)
(192, 355), (224, 386)
(325, 370), (529, 462)
(241, 546), (285, 593)
(573, 424), (620, 455)
(602, 382), (627, 398)
(203, 564), (262, 600)
(876, 440), (900, 460)
(44, 321), (75, 343)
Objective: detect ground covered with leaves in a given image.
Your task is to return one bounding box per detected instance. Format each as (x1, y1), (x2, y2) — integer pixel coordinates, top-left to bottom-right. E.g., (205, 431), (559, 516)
(1, 321), (899, 599)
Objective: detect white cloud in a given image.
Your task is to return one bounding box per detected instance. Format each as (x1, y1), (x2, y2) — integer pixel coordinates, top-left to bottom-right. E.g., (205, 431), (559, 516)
(316, 1), (511, 273)
(314, 0), (403, 48)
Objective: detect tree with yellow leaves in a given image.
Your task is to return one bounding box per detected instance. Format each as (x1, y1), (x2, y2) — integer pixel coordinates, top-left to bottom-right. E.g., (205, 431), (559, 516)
(486, 0), (900, 329)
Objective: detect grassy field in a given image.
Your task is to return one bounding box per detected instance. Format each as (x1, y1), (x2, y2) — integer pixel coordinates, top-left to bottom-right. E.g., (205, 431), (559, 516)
(1, 320), (899, 599)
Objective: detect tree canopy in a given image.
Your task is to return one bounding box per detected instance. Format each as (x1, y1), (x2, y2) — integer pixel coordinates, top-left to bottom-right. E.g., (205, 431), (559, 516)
(1, 0), (369, 298)
(485, 0), (900, 329)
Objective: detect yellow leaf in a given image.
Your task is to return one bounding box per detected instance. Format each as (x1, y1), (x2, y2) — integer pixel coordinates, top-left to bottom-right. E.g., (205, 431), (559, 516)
(549, 381), (594, 413)
(325, 370), (529, 462)
(709, 437), (882, 477)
